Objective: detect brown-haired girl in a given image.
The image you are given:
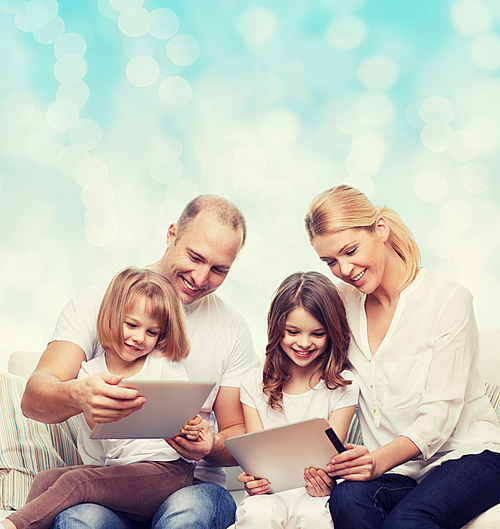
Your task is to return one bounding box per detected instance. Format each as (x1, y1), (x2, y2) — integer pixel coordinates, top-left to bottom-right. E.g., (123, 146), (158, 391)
(305, 184), (500, 529)
(2, 267), (206, 529)
(235, 271), (359, 528)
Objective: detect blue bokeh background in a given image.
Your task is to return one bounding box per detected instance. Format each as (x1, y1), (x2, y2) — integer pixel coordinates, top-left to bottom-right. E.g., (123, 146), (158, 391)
(0, 0), (499, 370)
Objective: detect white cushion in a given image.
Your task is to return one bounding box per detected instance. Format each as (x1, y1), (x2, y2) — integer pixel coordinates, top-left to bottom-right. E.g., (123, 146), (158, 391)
(463, 503), (500, 528)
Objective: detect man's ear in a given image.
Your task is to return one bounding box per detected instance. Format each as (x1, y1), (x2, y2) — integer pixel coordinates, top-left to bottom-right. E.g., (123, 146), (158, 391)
(376, 216), (390, 243)
(166, 223), (178, 247)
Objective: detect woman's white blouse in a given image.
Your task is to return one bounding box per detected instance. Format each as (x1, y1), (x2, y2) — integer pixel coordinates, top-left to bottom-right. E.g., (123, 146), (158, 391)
(339, 268), (500, 482)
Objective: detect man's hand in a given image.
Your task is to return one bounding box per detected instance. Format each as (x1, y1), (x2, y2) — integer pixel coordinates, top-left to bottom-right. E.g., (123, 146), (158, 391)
(166, 419), (214, 461)
(73, 372), (145, 424)
(304, 467), (335, 497)
(237, 472), (270, 496)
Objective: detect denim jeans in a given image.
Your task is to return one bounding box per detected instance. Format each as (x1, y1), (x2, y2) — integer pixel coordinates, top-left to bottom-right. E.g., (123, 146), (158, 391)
(51, 481), (236, 529)
(329, 450), (500, 529)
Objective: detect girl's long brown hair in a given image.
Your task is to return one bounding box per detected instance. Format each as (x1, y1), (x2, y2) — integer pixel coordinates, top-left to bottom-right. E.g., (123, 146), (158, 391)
(263, 271), (351, 412)
(97, 267), (189, 363)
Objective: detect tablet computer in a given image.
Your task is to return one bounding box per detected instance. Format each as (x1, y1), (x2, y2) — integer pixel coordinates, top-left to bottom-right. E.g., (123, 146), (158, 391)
(225, 417), (345, 493)
(90, 380), (216, 440)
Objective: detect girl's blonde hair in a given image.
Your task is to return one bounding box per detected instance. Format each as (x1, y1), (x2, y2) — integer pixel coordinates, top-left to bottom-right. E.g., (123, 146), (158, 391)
(263, 271), (351, 412)
(97, 267), (189, 363)
(304, 185), (420, 290)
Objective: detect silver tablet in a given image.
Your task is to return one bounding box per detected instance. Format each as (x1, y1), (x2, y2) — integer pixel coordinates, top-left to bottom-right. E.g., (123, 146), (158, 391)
(225, 417), (345, 493)
(90, 380), (216, 440)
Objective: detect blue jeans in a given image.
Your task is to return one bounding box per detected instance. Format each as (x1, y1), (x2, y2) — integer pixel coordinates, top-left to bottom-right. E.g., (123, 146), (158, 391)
(51, 481), (236, 529)
(329, 450), (500, 529)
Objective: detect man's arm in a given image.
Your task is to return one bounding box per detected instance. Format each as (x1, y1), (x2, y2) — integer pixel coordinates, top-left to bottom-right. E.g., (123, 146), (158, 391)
(166, 386), (245, 466)
(22, 341), (145, 424)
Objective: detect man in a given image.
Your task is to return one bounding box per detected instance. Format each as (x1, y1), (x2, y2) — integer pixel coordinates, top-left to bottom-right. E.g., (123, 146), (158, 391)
(22, 195), (255, 529)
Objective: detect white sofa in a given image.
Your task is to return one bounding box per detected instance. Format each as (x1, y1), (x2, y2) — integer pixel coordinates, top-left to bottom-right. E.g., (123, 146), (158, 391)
(1, 331), (500, 527)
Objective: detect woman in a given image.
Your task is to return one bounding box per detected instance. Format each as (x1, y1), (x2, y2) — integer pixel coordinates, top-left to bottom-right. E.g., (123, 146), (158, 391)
(304, 184), (500, 529)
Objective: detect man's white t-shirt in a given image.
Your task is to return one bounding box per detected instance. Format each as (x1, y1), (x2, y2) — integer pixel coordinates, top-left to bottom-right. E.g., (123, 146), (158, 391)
(77, 353), (188, 467)
(51, 280), (255, 486)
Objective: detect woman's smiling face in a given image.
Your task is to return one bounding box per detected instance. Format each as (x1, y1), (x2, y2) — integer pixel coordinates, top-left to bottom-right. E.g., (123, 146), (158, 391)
(311, 221), (390, 295)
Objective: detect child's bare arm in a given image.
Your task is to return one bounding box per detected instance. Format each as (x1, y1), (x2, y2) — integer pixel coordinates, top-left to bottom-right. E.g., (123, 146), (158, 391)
(181, 414), (202, 441)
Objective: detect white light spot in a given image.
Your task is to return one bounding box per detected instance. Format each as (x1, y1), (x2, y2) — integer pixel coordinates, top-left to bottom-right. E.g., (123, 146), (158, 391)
(420, 122), (454, 152)
(81, 182), (115, 208)
(165, 178), (198, 202)
(122, 34), (156, 59)
(54, 53), (87, 82)
(149, 159), (183, 184)
(46, 99), (79, 131)
(451, 0), (492, 35)
(118, 7), (151, 38)
(33, 14), (64, 44)
(351, 128), (385, 155)
(56, 80), (89, 108)
(126, 55), (159, 87)
(429, 227), (461, 259)
(289, 173), (319, 205)
(97, 0), (119, 19)
(237, 7), (278, 45)
(258, 110), (300, 145)
(54, 32), (87, 57)
(2, 93), (35, 125)
(414, 170), (448, 202)
(149, 8), (178, 39)
(419, 96), (454, 124)
(464, 116), (500, 154)
(470, 34), (500, 71)
(15, 0), (58, 32)
(460, 161), (493, 193)
(355, 93), (395, 128)
(159, 76), (192, 108)
(110, 0), (143, 13)
(440, 199), (473, 231)
(234, 172), (267, 201)
(69, 119), (102, 150)
(327, 14), (366, 50)
(85, 207), (118, 247)
(406, 100), (426, 129)
(167, 34), (200, 66)
(75, 157), (108, 189)
(233, 146), (267, 173)
(56, 145), (89, 177)
(346, 149), (379, 177)
(336, 106), (370, 135)
(448, 130), (480, 162)
(259, 180), (293, 212)
(358, 55), (398, 91)
(0, 1), (24, 14)
(144, 135), (182, 167)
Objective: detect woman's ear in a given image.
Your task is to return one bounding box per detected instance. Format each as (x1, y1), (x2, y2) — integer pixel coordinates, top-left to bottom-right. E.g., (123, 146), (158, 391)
(375, 216), (390, 243)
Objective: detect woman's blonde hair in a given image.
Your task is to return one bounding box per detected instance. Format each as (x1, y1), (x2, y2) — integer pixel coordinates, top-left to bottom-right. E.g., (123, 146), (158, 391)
(305, 185), (420, 289)
(97, 267), (189, 363)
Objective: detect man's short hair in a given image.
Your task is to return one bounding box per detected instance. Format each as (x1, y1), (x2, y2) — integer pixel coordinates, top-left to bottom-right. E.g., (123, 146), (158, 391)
(176, 195), (247, 247)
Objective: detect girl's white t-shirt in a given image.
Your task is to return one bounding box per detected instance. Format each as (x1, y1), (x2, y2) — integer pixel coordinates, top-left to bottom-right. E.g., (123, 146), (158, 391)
(240, 367), (359, 429)
(77, 352), (188, 466)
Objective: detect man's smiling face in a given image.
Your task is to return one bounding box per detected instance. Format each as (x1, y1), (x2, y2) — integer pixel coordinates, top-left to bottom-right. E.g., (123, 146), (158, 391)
(162, 209), (243, 305)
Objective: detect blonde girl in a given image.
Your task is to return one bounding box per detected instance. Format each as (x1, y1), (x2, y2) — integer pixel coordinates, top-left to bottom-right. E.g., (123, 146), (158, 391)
(235, 271), (359, 528)
(3, 267), (204, 529)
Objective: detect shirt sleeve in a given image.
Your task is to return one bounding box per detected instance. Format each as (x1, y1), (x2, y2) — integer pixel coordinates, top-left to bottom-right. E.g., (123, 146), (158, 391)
(219, 309), (256, 388)
(239, 369), (261, 409)
(401, 284), (479, 459)
(330, 370), (360, 411)
(50, 283), (107, 360)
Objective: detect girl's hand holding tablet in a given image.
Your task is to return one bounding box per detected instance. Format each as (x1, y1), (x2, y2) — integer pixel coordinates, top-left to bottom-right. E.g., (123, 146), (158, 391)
(237, 472), (270, 496)
(303, 466), (334, 497)
(180, 414), (203, 441)
(167, 418), (214, 461)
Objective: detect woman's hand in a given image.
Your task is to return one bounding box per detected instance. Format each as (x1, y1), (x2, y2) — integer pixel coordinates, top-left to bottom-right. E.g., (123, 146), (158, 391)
(326, 444), (378, 481)
(304, 467), (335, 497)
(181, 414), (203, 441)
(237, 472), (270, 496)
